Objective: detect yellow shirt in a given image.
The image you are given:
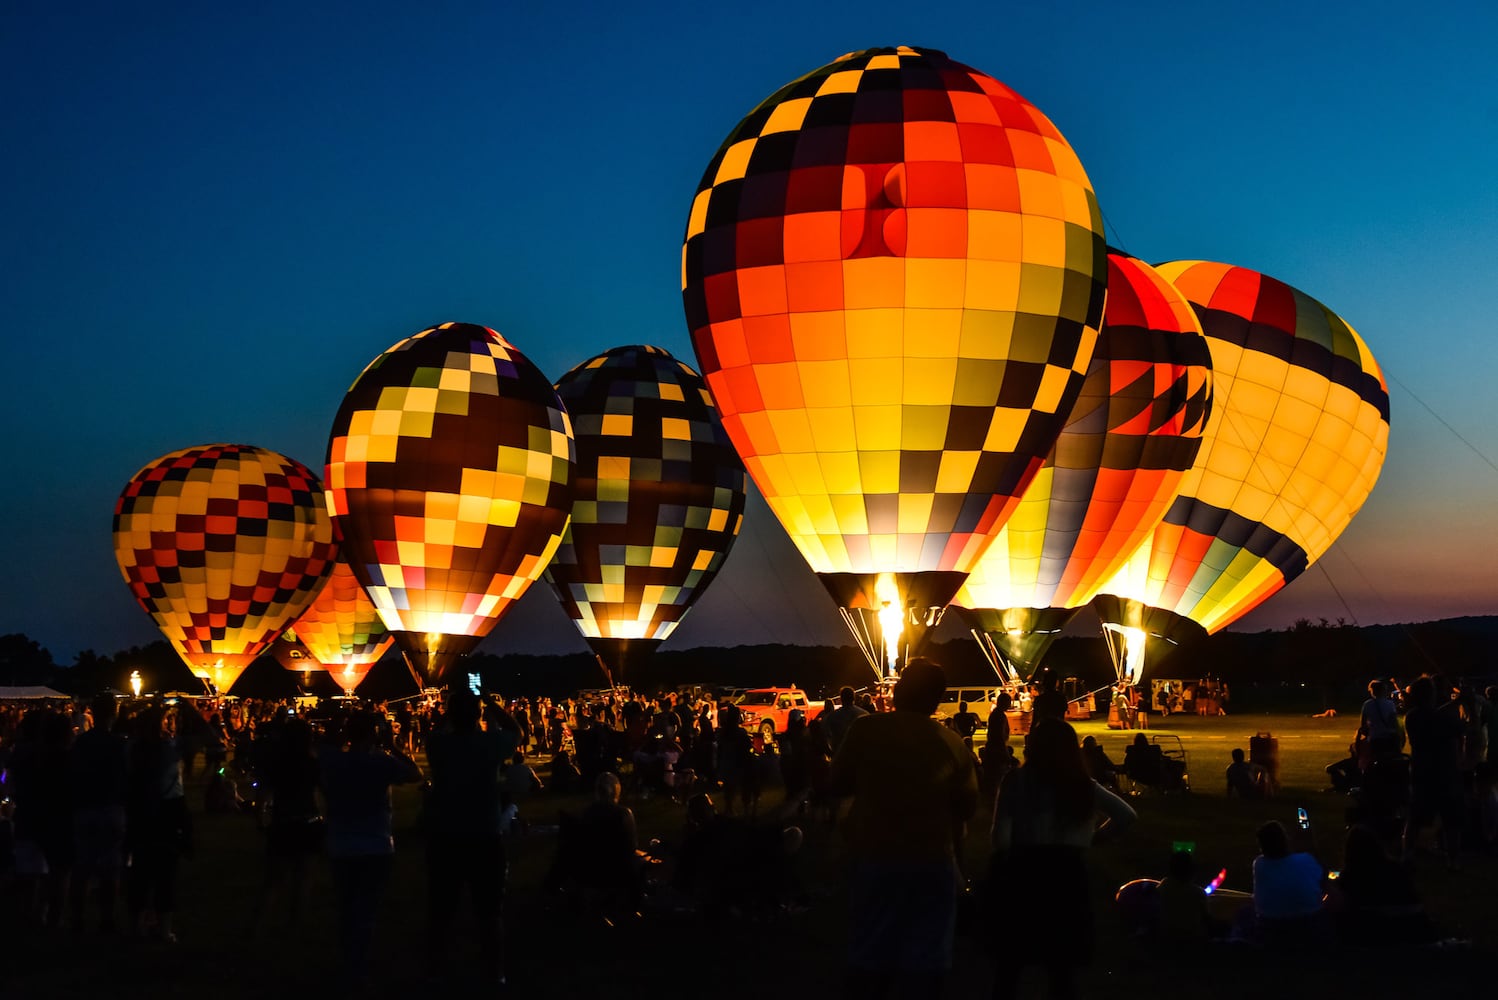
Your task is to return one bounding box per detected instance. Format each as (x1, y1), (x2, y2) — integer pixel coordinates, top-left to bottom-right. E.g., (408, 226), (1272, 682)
(828, 711), (979, 863)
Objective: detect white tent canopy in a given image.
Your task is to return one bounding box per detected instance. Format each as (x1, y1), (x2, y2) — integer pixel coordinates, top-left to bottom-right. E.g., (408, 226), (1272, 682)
(0, 686), (71, 700)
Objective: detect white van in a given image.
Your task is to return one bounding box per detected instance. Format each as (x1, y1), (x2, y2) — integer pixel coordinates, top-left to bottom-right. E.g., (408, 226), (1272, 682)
(935, 686), (1002, 728)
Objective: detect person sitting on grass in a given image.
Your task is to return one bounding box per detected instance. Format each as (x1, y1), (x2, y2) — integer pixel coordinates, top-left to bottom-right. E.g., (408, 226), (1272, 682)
(1080, 736), (1119, 791)
(1226, 748), (1269, 799)
(1249, 820), (1328, 946)
(1326, 824), (1436, 947)
(1156, 849), (1213, 942)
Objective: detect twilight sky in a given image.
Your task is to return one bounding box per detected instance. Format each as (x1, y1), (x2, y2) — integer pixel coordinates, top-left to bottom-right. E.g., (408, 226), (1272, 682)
(4, 0), (1497, 664)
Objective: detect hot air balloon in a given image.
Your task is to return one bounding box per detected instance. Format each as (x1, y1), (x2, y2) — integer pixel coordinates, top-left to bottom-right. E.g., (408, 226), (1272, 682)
(683, 46), (1107, 677)
(325, 321), (575, 684)
(280, 554), (395, 695)
(954, 252), (1213, 680)
(543, 345), (747, 683)
(1092, 262), (1390, 682)
(112, 444), (338, 693)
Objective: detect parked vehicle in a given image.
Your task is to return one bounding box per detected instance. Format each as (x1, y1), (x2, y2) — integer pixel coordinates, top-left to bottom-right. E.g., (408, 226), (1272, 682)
(733, 687), (824, 738)
(934, 686), (1002, 729)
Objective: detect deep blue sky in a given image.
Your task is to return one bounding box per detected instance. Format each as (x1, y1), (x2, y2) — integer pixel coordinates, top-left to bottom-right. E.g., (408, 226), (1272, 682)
(5, 1), (1497, 664)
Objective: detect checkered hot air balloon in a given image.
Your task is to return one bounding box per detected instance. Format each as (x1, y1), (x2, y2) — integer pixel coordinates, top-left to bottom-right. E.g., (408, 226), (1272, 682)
(683, 46), (1107, 677)
(1092, 262), (1390, 682)
(542, 345), (747, 683)
(325, 322), (575, 684)
(281, 553), (395, 694)
(112, 444), (338, 693)
(953, 252), (1213, 680)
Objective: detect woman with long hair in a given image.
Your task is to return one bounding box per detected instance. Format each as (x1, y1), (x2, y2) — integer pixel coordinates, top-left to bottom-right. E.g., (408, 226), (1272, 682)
(988, 719), (1135, 1000)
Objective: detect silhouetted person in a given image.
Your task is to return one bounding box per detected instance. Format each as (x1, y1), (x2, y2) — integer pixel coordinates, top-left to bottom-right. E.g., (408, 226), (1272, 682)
(319, 710), (421, 987)
(247, 717), (321, 934)
(124, 706), (189, 942)
(825, 686), (869, 754)
(1226, 748), (1269, 798)
(69, 694), (127, 932)
(1402, 676), (1464, 867)
(989, 719), (1135, 999)
(423, 690), (516, 986)
(1030, 673), (1066, 725)
(829, 658), (978, 1000)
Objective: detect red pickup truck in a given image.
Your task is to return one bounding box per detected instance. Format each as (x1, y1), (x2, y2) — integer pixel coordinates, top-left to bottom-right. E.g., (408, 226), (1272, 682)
(733, 687), (824, 737)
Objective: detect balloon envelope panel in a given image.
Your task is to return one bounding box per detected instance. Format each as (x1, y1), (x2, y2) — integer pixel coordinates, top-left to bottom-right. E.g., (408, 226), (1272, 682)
(682, 45), (1106, 587)
(956, 253), (1212, 615)
(1100, 261), (1390, 634)
(543, 345), (747, 652)
(112, 444), (337, 691)
(325, 321), (575, 680)
(287, 556), (394, 668)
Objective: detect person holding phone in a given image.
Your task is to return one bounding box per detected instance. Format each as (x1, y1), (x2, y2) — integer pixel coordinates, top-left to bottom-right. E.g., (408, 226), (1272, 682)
(1249, 819), (1327, 945)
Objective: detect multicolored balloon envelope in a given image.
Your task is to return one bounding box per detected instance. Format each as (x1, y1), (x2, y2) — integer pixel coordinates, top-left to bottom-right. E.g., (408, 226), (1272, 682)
(954, 252), (1213, 679)
(112, 444), (338, 693)
(1093, 261), (1390, 681)
(325, 321), (576, 684)
(683, 45), (1107, 676)
(283, 554), (395, 683)
(542, 345), (747, 682)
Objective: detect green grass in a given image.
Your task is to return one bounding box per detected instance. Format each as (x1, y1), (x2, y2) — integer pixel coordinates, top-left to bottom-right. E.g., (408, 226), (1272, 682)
(3, 712), (1488, 999)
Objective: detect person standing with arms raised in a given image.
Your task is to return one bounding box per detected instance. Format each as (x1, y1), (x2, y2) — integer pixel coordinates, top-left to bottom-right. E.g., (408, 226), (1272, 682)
(318, 710), (421, 989)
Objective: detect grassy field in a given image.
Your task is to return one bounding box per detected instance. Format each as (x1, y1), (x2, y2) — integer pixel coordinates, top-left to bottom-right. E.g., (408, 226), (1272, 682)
(2, 711), (1488, 999)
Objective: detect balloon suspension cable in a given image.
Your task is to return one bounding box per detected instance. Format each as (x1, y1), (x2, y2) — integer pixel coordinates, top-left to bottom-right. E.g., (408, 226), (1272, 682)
(970, 628), (1021, 684)
(839, 608), (888, 683)
(1074, 684), (1116, 708)
(1100, 623), (1146, 685)
(593, 652), (615, 689)
(403, 657), (424, 693)
(1388, 371), (1498, 476)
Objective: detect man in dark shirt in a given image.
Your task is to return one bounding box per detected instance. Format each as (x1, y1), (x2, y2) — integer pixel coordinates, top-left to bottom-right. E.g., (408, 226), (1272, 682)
(1402, 676), (1464, 867)
(424, 692), (516, 985)
(950, 701), (980, 740)
(1030, 672), (1067, 724)
(1225, 747), (1268, 798)
(69, 694), (129, 930)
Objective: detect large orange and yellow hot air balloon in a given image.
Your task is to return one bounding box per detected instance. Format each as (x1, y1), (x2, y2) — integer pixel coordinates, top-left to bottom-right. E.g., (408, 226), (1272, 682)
(112, 444), (338, 693)
(954, 252), (1213, 679)
(281, 554), (395, 695)
(1093, 262), (1390, 681)
(683, 46), (1107, 676)
(325, 322), (575, 684)
(543, 345), (747, 683)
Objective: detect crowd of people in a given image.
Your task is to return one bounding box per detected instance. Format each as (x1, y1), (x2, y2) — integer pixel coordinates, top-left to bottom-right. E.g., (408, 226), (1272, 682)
(1319, 676), (1498, 868)
(0, 666), (1483, 996)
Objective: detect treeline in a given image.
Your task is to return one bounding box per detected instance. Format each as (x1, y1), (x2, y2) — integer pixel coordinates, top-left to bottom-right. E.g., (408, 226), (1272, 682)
(4, 615), (1495, 707)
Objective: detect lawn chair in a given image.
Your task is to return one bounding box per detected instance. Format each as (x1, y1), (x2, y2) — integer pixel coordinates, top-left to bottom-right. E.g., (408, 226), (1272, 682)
(1122, 736), (1189, 795)
(1152, 733), (1190, 793)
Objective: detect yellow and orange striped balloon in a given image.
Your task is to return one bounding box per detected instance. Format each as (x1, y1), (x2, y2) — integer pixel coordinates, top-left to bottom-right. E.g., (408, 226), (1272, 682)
(1094, 261), (1390, 678)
